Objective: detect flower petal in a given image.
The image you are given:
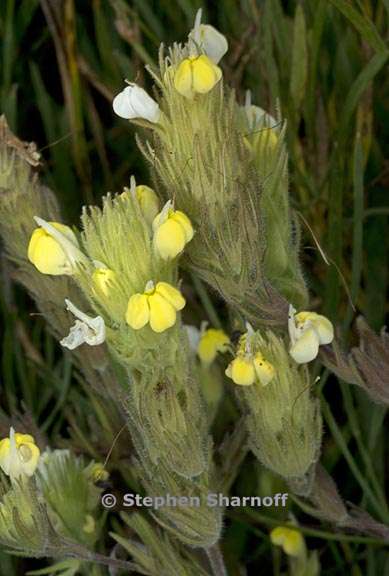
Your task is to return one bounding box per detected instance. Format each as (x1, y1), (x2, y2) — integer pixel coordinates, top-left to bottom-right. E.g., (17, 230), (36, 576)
(289, 327), (319, 364)
(148, 293), (176, 333)
(253, 354), (275, 386)
(192, 55), (221, 94)
(112, 86), (134, 119)
(125, 294), (150, 330)
(226, 357), (255, 386)
(313, 315), (334, 345)
(174, 59), (194, 98)
(155, 282), (186, 311)
(197, 24), (228, 64)
(171, 210), (194, 242)
(153, 219), (187, 260)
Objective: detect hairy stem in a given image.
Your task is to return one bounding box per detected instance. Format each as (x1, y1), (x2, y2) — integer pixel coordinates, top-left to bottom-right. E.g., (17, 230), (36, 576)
(206, 544), (228, 576)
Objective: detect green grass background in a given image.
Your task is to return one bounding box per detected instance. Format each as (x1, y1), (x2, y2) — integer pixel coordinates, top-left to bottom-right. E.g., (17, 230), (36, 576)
(0, 0), (388, 574)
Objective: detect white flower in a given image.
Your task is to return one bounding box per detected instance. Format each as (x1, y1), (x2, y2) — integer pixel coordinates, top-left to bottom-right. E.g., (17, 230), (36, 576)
(112, 84), (160, 123)
(288, 305), (334, 364)
(60, 299), (105, 350)
(188, 9), (228, 64)
(184, 324), (201, 352)
(243, 91), (277, 131)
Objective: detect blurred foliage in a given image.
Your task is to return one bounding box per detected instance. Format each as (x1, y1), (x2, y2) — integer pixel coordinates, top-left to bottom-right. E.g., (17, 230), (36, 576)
(0, 0), (388, 574)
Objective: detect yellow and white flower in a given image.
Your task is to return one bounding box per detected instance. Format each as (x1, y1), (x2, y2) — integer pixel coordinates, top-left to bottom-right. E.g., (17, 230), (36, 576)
(60, 299), (106, 350)
(0, 428), (40, 479)
(126, 280), (185, 333)
(113, 83), (160, 123)
(153, 200), (194, 260)
(288, 304), (334, 364)
(28, 217), (84, 276)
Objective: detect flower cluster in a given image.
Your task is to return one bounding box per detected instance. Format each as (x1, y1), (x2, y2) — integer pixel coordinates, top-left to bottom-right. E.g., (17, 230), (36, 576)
(26, 180), (193, 347)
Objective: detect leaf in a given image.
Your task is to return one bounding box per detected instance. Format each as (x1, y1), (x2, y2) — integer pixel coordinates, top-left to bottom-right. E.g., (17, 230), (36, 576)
(337, 50), (389, 142)
(329, 0), (387, 54)
(290, 4), (308, 111)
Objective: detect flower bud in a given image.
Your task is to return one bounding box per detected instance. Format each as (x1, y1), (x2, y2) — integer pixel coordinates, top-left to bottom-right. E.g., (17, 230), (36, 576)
(0, 428), (40, 479)
(152, 201), (194, 260)
(126, 281), (185, 333)
(135, 185), (160, 224)
(113, 84), (160, 123)
(85, 462), (109, 483)
(135, 456), (222, 548)
(92, 267), (116, 297)
(174, 55), (222, 99)
(37, 449), (102, 546)
(0, 478), (48, 553)
(288, 305), (334, 364)
(28, 218), (82, 276)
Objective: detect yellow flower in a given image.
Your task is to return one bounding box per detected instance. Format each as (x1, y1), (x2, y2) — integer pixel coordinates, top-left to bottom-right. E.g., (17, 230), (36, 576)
(225, 356), (255, 386)
(153, 201), (194, 260)
(135, 185), (160, 224)
(270, 526), (305, 557)
(92, 268), (116, 297)
(0, 428), (40, 479)
(82, 514), (96, 534)
(28, 220), (80, 276)
(89, 463), (109, 483)
(225, 332), (275, 387)
(288, 305), (334, 364)
(126, 281), (185, 333)
(198, 328), (230, 364)
(174, 55), (222, 99)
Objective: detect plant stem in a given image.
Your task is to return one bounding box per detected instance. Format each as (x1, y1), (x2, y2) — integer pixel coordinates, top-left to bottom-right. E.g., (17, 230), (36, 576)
(206, 544), (228, 576)
(233, 510), (389, 546)
(191, 273), (222, 329)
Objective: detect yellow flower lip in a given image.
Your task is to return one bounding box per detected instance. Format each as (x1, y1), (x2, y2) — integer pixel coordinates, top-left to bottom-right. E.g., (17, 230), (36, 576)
(174, 54), (222, 99)
(270, 526), (305, 557)
(198, 328), (230, 364)
(153, 201), (194, 260)
(0, 427), (40, 479)
(126, 281), (186, 333)
(225, 355), (256, 386)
